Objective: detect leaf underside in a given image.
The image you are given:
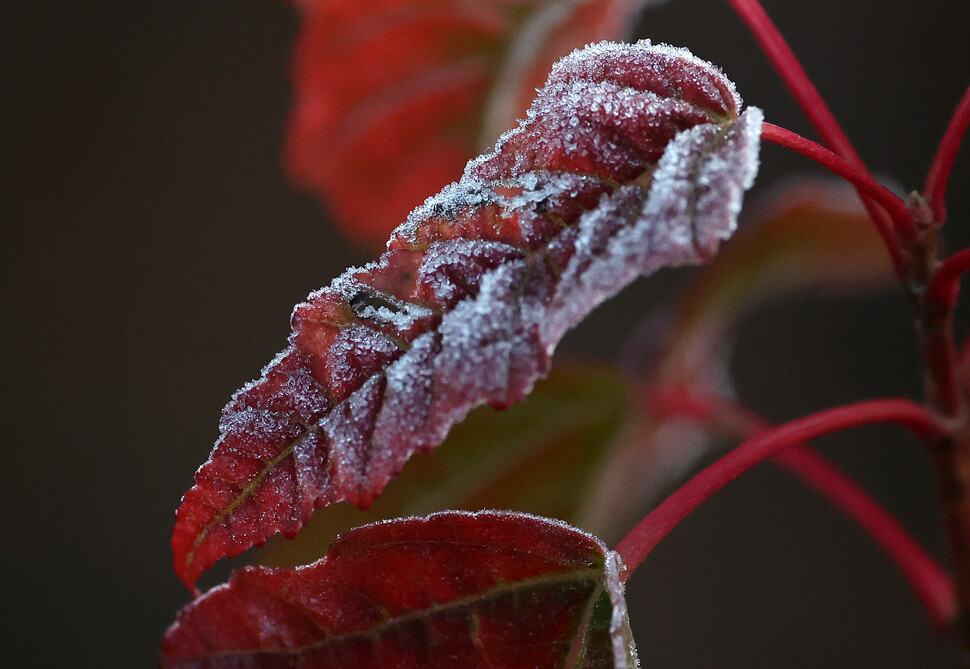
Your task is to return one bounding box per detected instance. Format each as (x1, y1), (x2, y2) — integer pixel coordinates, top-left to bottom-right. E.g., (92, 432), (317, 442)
(161, 511), (637, 668)
(286, 0), (660, 246)
(173, 39), (763, 590)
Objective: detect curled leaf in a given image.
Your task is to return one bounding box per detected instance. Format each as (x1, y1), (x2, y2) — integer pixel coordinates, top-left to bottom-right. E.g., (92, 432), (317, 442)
(286, 0), (662, 246)
(173, 39), (763, 589)
(161, 511), (637, 668)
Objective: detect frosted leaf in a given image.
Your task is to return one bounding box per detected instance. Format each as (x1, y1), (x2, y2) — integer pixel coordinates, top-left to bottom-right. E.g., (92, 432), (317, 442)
(173, 39), (762, 590)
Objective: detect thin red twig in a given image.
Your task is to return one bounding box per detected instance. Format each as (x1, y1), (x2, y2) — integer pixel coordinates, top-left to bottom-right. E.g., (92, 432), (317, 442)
(725, 0), (859, 162)
(925, 248), (970, 308)
(762, 122), (915, 248)
(616, 397), (946, 580)
(645, 388), (955, 629)
(924, 85), (970, 223)
(724, 0), (906, 252)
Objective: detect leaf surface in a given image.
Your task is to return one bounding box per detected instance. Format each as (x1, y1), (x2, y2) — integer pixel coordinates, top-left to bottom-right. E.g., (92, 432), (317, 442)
(173, 39), (763, 589)
(161, 511), (637, 668)
(254, 362), (630, 569)
(286, 0), (656, 246)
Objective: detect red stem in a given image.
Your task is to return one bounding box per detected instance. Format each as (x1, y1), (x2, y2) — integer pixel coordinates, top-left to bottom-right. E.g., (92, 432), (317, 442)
(616, 397), (945, 579)
(724, 0), (907, 256)
(925, 248), (970, 308)
(924, 84), (970, 223)
(644, 388), (955, 629)
(762, 122), (916, 247)
(725, 0), (859, 162)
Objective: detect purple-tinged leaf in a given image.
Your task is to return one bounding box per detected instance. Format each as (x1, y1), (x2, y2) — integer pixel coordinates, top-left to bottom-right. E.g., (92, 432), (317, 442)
(161, 511), (637, 668)
(173, 39), (763, 590)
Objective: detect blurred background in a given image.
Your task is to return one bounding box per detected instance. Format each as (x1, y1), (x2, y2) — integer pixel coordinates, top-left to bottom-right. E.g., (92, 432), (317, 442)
(4, 0), (970, 665)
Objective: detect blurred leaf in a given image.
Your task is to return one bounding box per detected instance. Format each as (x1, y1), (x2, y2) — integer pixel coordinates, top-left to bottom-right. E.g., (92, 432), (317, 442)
(286, 0), (657, 247)
(161, 511), (637, 668)
(580, 178), (896, 537)
(656, 177), (896, 386)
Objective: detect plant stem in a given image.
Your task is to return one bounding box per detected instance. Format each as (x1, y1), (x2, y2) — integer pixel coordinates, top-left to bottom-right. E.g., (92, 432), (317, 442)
(725, 0), (859, 163)
(647, 388), (956, 630)
(616, 398), (945, 580)
(924, 85), (970, 223)
(906, 85), (970, 656)
(761, 122), (915, 247)
(914, 275), (970, 648)
(926, 248), (970, 309)
(724, 0), (908, 259)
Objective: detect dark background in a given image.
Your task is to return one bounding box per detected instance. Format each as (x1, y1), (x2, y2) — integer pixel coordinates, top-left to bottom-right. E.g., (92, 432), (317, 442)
(4, 0), (970, 665)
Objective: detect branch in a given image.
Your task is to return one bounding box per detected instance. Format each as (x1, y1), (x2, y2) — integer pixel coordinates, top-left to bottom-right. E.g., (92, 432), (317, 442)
(616, 397), (946, 579)
(724, 0), (859, 162)
(924, 84), (970, 223)
(762, 122), (916, 249)
(724, 0), (908, 250)
(773, 446), (956, 631)
(645, 388), (954, 628)
(925, 248), (970, 308)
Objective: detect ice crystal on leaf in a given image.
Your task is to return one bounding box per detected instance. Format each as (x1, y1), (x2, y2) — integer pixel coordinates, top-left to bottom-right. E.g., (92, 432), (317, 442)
(173, 39), (762, 590)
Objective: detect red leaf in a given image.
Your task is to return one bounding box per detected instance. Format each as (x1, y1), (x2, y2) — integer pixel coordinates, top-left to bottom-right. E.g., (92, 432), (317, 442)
(173, 40), (763, 589)
(252, 362), (631, 570)
(161, 511), (637, 668)
(286, 0), (652, 247)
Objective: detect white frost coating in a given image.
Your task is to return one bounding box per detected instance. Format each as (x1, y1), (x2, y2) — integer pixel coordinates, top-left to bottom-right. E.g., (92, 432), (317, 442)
(539, 107), (763, 347)
(321, 374), (384, 491)
(393, 38), (740, 250)
(550, 39), (741, 111)
(395, 177), (493, 243)
(433, 258), (532, 405)
(286, 105), (761, 513)
(319, 45), (760, 511)
(355, 302), (434, 331)
(370, 332), (437, 464)
(605, 550), (640, 668)
(641, 106), (762, 258)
